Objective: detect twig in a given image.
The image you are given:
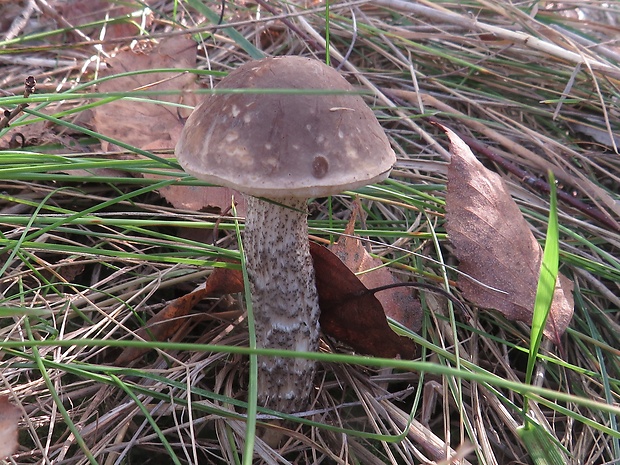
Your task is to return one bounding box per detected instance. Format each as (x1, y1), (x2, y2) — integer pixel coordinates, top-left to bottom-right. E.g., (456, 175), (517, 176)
(34, 0), (94, 46)
(3, 0), (37, 41)
(384, 88), (620, 233)
(433, 115), (620, 233)
(334, 7), (357, 71)
(0, 76), (36, 131)
(455, 130), (620, 233)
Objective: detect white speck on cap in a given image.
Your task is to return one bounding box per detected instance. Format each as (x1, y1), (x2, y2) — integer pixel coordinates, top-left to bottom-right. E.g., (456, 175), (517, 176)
(176, 56), (396, 198)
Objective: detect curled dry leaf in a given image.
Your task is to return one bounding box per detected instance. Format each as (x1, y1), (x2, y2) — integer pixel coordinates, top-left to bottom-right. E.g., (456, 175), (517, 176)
(311, 242), (417, 359)
(442, 124), (574, 344)
(331, 204), (422, 332)
(0, 396), (20, 459)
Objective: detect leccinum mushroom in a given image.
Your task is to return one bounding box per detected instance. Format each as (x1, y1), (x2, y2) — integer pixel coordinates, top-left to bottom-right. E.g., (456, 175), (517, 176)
(176, 56), (395, 413)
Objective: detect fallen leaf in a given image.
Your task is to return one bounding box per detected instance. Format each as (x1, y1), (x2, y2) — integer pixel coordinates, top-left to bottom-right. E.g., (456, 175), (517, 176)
(0, 118), (90, 152)
(141, 140), (246, 215)
(202, 266), (245, 296)
(91, 36), (243, 214)
(442, 124), (574, 344)
(92, 36), (198, 153)
(311, 242), (417, 359)
(115, 266), (244, 364)
(331, 203), (422, 332)
(0, 396), (20, 459)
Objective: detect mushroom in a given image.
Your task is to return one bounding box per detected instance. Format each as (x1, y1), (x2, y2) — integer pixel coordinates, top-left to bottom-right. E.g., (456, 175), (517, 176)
(175, 56), (395, 413)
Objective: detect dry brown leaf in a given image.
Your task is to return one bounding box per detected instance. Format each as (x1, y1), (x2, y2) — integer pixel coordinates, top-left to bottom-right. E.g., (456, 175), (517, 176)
(0, 396), (20, 459)
(311, 242), (417, 359)
(159, 184), (246, 214)
(331, 204), (422, 332)
(91, 36), (243, 214)
(442, 124), (574, 344)
(0, 119), (88, 152)
(92, 36), (198, 152)
(141, 140), (246, 215)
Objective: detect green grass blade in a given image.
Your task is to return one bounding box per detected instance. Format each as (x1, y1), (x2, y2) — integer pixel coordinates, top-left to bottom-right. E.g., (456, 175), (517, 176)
(325, 1), (331, 65)
(233, 203), (258, 464)
(516, 421), (567, 465)
(520, 170), (565, 463)
(185, 0), (264, 60)
(110, 375), (183, 465)
(525, 170), (560, 388)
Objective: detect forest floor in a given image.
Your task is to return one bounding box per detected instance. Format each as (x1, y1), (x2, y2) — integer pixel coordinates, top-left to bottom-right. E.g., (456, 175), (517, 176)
(1, 1), (619, 464)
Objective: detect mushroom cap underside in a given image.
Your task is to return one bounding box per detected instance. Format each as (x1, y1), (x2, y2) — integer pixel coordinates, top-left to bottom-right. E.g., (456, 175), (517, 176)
(176, 56), (395, 198)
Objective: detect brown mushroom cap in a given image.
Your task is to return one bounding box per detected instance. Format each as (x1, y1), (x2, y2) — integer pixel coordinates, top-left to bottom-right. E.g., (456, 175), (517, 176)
(176, 56), (396, 198)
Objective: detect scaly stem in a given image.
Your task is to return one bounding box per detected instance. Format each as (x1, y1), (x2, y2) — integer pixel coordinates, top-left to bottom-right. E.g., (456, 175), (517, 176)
(243, 196), (320, 413)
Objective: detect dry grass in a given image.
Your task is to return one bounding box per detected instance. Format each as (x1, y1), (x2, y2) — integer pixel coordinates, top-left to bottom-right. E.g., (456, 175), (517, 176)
(1, 1), (619, 464)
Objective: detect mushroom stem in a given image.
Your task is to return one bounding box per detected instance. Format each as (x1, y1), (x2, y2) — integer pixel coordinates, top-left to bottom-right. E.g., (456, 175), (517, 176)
(243, 195), (320, 413)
